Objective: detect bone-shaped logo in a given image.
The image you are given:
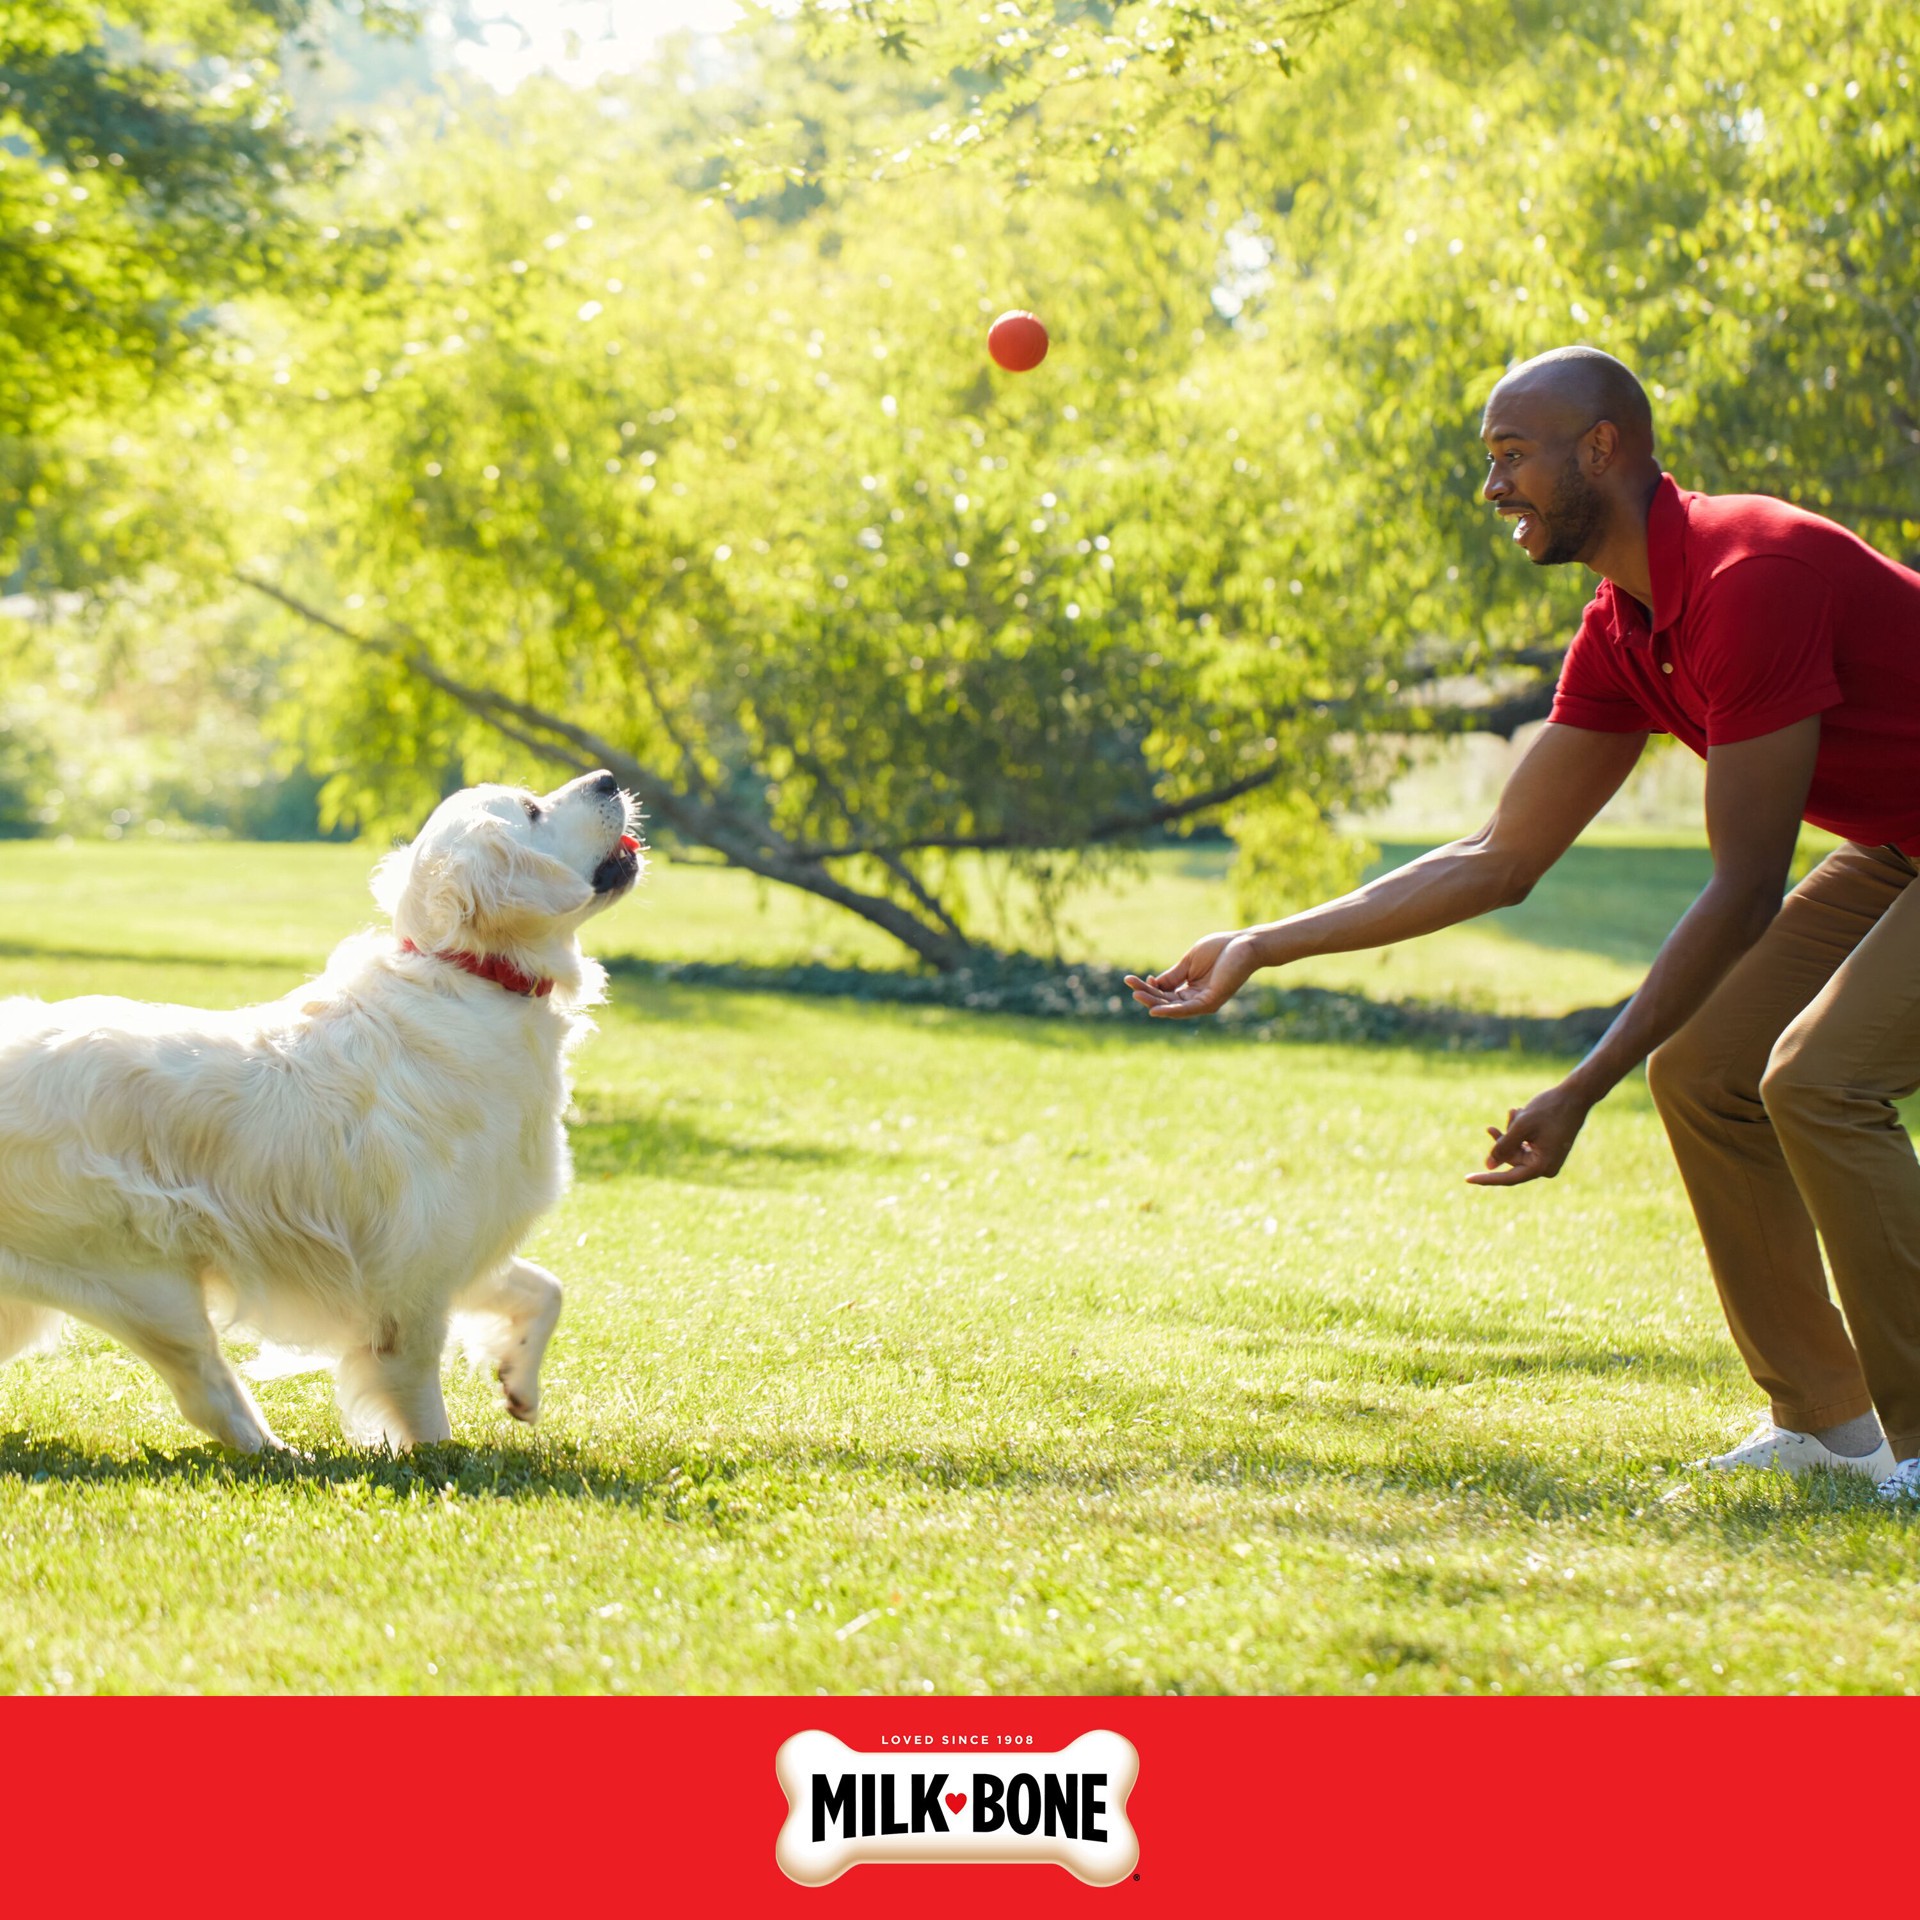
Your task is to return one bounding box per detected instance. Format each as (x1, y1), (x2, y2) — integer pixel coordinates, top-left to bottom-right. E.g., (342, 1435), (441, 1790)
(774, 1729), (1139, 1886)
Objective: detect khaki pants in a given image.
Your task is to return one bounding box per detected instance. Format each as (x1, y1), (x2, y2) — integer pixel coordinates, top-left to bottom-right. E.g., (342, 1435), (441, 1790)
(1647, 841), (1920, 1457)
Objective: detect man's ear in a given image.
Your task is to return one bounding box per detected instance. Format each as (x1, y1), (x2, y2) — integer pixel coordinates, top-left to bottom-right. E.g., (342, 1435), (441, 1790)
(1584, 418), (1621, 473)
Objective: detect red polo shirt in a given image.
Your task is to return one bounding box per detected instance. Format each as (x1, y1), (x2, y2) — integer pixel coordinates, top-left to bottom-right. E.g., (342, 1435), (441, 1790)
(1549, 475), (1920, 847)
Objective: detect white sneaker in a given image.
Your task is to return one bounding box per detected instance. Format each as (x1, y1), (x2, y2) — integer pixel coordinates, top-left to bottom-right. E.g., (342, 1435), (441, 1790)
(1876, 1457), (1920, 1503)
(1696, 1418), (1895, 1482)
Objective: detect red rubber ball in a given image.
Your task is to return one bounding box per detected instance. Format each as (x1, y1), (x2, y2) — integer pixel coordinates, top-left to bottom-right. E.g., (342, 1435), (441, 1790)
(988, 309), (1049, 372)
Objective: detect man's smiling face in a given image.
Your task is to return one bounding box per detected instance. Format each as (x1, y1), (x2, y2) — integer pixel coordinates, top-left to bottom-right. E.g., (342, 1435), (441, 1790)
(1480, 383), (1609, 567)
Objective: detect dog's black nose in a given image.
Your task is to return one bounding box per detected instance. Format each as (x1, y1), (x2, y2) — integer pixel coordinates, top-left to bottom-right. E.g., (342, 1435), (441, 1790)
(589, 770), (618, 796)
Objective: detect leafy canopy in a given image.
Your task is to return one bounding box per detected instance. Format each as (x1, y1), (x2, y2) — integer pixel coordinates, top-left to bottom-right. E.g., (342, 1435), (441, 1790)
(245, 37), (1404, 961)
(235, 1), (1920, 960)
(0, 0), (426, 582)
(13, 0), (1917, 958)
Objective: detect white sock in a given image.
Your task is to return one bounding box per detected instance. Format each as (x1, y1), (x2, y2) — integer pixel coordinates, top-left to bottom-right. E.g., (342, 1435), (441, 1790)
(1812, 1411), (1884, 1458)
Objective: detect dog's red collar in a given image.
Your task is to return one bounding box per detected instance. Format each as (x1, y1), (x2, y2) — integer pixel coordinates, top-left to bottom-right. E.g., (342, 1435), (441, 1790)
(400, 938), (553, 999)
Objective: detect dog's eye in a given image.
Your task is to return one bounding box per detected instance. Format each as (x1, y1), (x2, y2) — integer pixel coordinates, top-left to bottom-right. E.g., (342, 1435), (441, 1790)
(521, 798), (543, 821)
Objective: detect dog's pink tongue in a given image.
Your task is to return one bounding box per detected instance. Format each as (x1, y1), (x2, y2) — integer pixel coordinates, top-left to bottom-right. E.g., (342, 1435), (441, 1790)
(620, 834), (639, 851)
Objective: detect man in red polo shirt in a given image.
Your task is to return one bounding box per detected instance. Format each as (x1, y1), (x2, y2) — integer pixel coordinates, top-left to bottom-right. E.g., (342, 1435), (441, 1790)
(1127, 345), (1920, 1500)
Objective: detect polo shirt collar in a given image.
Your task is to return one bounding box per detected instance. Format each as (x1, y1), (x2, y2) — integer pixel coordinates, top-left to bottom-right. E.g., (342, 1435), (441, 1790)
(1605, 473), (1687, 650)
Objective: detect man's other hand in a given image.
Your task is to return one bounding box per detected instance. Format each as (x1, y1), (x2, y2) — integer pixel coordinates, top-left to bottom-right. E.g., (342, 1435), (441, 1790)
(1125, 931), (1265, 1018)
(1466, 1081), (1595, 1185)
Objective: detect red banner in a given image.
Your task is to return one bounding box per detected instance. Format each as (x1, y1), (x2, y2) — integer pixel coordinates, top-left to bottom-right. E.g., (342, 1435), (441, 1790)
(2, 1696), (1906, 1915)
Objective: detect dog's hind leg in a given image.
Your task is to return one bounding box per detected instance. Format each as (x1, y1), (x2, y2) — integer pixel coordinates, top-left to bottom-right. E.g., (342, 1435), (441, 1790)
(0, 1296), (63, 1362)
(335, 1314), (451, 1452)
(101, 1283), (279, 1452)
(1, 1252), (278, 1451)
(453, 1257), (562, 1424)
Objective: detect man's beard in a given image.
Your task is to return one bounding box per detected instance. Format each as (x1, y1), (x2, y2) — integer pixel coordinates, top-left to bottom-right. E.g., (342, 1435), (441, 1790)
(1528, 448), (1609, 565)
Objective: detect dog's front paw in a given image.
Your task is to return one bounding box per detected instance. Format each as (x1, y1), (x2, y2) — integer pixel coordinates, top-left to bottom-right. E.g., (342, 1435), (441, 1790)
(497, 1360), (540, 1423)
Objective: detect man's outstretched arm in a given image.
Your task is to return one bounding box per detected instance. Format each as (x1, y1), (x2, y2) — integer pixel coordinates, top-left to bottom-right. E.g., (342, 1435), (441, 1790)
(1127, 722), (1650, 1018)
(1470, 715), (1819, 1186)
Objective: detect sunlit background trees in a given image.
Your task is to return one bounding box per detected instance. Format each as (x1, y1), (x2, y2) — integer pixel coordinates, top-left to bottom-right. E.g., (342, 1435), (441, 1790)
(4, 0), (1916, 958)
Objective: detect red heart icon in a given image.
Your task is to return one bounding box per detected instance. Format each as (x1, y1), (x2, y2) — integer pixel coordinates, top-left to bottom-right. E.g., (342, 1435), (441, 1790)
(945, 1791), (967, 1814)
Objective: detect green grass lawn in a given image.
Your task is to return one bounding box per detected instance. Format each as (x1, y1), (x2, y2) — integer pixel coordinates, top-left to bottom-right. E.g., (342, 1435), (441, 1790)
(2, 837), (1917, 1695)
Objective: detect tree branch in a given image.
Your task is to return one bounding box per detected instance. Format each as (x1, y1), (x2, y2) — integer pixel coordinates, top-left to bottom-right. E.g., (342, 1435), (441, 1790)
(239, 569), (1567, 953)
(790, 739), (968, 939)
(236, 571), (985, 969)
(785, 667), (1563, 860)
(615, 622), (712, 799)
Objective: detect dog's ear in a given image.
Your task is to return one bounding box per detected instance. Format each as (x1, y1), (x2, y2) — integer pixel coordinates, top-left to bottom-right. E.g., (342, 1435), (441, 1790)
(474, 833), (598, 932)
(371, 846), (416, 922)
(384, 820), (594, 951)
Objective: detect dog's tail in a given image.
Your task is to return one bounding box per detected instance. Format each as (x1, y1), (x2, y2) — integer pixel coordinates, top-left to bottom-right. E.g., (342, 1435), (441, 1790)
(0, 1298), (63, 1363)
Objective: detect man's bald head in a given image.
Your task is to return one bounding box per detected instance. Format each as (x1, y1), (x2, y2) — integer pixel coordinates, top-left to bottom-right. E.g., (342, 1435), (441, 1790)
(1486, 345), (1654, 456)
(1481, 346), (1661, 570)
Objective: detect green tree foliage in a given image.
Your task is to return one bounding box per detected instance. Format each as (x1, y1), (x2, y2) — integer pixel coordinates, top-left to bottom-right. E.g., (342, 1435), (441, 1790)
(0, 0), (424, 584)
(0, 706), (55, 836)
(244, 45), (1404, 963)
(785, 0), (1920, 633)
(0, 589), (340, 839)
(236, 1), (1920, 957)
(1236, 0), (1920, 584)
(17, 1), (1914, 938)
(807, 0), (1920, 912)
(1228, 788), (1373, 927)
(745, 1), (1354, 191)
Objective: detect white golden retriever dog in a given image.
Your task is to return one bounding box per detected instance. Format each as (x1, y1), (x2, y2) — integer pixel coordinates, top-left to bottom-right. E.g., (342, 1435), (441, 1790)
(0, 771), (642, 1452)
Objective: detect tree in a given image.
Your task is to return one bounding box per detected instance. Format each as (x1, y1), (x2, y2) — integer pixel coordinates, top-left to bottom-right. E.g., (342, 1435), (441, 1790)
(235, 2), (1920, 963)
(51, 0), (1898, 960)
(238, 49), (1412, 966)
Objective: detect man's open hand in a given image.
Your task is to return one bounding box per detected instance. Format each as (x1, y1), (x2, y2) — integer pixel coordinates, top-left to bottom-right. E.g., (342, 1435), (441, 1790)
(1125, 930), (1266, 1018)
(1466, 1081), (1595, 1186)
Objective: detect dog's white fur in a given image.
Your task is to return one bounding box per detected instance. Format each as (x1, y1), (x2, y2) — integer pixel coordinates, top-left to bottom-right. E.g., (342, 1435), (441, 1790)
(0, 772), (642, 1452)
